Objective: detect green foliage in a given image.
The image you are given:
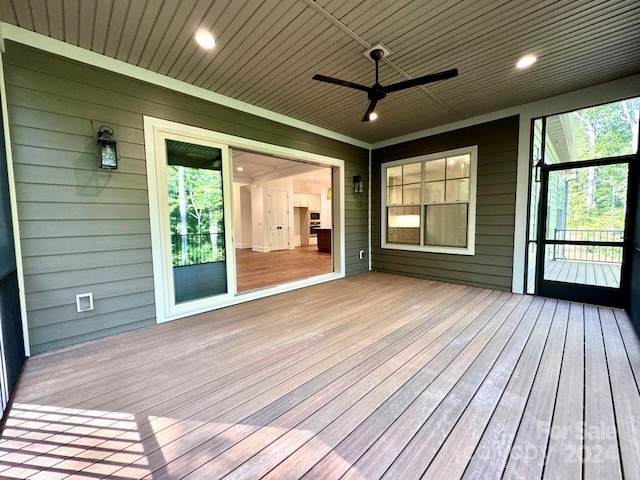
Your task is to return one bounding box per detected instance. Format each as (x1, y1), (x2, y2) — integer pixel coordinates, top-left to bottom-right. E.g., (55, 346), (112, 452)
(566, 164), (627, 231)
(563, 99), (638, 231)
(167, 165), (225, 266)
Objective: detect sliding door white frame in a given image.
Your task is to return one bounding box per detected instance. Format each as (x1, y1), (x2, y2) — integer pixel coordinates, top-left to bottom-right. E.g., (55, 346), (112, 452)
(144, 116), (346, 324)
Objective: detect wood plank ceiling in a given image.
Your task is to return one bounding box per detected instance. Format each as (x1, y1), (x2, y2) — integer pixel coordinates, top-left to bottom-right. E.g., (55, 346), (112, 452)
(1, 0), (639, 143)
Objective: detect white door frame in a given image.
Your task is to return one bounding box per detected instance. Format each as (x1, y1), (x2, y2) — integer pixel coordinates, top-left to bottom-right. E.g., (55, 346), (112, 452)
(144, 116), (346, 324)
(144, 118), (237, 322)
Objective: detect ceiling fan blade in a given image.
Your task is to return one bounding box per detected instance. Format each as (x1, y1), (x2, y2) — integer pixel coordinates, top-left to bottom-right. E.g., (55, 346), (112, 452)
(362, 99), (378, 122)
(384, 68), (458, 94)
(312, 74), (371, 93)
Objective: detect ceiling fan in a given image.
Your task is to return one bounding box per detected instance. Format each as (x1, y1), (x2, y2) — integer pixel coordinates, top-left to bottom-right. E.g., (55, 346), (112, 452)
(313, 48), (458, 121)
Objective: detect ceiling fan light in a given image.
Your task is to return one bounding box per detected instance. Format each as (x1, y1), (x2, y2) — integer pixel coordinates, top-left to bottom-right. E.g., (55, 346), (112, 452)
(516, 54), (537, 69)
(369, 112), (378, 121)
(195, 29), (216, 49)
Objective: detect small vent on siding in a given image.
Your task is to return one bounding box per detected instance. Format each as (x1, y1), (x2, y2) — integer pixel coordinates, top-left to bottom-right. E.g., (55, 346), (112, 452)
(76, 293), (94, 312)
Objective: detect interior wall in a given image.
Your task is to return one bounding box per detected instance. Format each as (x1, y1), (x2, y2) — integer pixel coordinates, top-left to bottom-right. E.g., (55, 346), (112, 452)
(240, 185), (252, 248)
(371, 116), (520, 290)
(233, 183), (243, 248)
(3, 42), (369, 354)
(321, 187), (332, 228)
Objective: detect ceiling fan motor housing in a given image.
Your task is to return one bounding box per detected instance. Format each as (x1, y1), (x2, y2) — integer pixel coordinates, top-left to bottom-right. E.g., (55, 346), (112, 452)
(312, 43), (457, 122)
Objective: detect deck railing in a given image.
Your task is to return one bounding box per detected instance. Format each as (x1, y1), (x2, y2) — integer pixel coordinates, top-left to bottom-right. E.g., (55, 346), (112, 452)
(553, 229), (623, 263)
(171, 233), (225, 266)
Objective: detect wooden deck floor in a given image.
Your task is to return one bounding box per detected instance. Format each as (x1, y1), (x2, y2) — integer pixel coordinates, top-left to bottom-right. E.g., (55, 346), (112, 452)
(544, 259), (621, 288)
(1, 272), (639, 479)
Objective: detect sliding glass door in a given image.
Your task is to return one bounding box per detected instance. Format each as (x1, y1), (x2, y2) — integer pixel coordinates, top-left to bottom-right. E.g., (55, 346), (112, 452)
(145, 117), (345, 323)
(166, 139), (229, 304)
(147, 124), (236, 321)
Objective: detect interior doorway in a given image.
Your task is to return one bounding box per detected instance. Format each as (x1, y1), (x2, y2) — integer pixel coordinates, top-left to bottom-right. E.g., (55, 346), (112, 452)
(231, 149), (334, 293)
(526, 97), (639, 307)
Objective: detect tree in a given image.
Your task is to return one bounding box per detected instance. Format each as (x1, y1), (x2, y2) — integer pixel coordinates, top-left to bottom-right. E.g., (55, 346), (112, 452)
(565, 99), (637, 232)
(167, 165), (225, 265)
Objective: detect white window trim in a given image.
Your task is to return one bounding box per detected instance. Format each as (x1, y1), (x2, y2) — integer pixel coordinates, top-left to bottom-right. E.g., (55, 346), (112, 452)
(381, 146), (478, 255)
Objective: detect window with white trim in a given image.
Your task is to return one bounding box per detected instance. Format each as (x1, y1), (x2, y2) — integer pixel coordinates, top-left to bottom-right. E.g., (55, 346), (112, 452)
(381, 146), (477, 255)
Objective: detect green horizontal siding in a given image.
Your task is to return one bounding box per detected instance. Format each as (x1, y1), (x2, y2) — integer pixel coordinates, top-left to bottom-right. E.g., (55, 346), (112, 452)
(4, 42), (369, 354)
(371, 116), (519, 291)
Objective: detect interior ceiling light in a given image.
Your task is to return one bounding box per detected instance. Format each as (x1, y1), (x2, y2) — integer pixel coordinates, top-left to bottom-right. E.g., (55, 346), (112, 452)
(195, 29), (216, 49)
(236, 166), (243, 172)
(369, 112), (378, 121)
(516, 54), (537, 69)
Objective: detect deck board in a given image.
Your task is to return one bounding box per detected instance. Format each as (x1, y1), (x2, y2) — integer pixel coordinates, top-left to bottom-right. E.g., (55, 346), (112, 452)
(583, 305), (622, 480)
(544, 259), (621, 288)
(501, 300), (570, 479)
(0, 272), (638, 479)
(543, 303), (584, 479)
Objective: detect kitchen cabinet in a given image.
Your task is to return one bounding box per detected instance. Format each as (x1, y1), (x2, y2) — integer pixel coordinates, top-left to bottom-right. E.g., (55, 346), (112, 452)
(387, 227), (419, 245)
(293, 193), (308, 207)
(316, 228), (331, 253)
(387, 227), (399, 243)
(293, 192), (321, 211)
(399, 227), (420, 244)
(308, 194), (321, 211)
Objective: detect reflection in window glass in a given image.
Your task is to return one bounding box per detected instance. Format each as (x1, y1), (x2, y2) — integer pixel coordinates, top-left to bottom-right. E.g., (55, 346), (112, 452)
(445, 178), (469, 203)
(424, 181), (445, 203)
(446, 155), (470, 179)
(425, 204), (468, 247)
(382, 146), (476, 253)
(166, 139), (227, 303)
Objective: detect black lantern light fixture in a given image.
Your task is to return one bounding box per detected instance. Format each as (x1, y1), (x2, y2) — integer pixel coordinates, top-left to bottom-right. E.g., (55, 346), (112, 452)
(353, 175), (364, 194)
(97, 126), (118, 169)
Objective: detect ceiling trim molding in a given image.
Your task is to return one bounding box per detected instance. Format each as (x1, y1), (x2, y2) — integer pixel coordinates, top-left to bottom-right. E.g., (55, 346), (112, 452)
(0, 22), (371, 150)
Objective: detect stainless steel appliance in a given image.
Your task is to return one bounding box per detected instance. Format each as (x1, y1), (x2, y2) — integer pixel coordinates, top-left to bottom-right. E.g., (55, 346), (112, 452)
(309, 211), (320, 237)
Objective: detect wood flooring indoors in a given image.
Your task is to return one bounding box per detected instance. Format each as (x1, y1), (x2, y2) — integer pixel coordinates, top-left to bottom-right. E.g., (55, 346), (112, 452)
(1, 272), (639, 479)
(235, 246), (332, 292)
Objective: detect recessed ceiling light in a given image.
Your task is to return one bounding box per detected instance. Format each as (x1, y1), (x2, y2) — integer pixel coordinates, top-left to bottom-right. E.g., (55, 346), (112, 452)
(195, 29), (215, 49)
(369, 112), (378, 121)
(236, 166), (243, 172)
(308, 176), (314, 180)
(516, 54), (537, 69)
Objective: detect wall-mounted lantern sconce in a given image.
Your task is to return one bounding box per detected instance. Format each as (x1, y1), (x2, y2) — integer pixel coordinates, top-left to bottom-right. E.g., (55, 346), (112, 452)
(97, 126), (118, 169)
(353, 175), (364, 194)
